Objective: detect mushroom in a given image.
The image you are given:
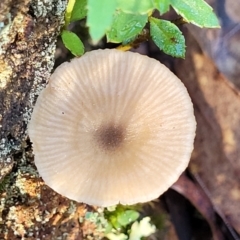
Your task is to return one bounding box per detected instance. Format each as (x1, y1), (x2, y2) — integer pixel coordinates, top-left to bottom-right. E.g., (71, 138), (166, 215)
(28, 49), (196, 207)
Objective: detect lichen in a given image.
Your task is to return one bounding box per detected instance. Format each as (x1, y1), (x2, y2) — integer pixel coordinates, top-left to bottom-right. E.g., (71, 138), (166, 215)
(0, 60), (12, 89)
(0, 0), (103, 239)
(0, 0), (66, 162)
(0, 20), (11, 55)
(31, 0), (66, 18)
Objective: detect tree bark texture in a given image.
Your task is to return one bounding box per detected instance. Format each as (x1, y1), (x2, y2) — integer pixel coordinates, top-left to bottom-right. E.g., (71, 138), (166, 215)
(0, 0), (66, 178)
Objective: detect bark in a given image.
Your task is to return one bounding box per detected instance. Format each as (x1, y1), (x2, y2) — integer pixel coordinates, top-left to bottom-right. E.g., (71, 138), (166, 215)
(0, 0), (66, 177)
(0, 2), (103, 239)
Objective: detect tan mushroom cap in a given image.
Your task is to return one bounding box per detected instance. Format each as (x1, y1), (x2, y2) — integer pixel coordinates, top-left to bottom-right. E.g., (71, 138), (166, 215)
(28, 49), (196, 207)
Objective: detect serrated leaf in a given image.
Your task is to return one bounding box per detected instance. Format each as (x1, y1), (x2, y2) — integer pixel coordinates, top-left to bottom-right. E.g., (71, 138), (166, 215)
(71, 0), (87, 22)
(117, 0), (154, 14)
(106, 10), (148, 43)
(170, 0), (220, 28)
(61, 30), (84, 56)
(154, 0), (170, 14)
(150, 17), (185, 58)
(87, 0), (117, 43)
(117, 210), (140, 227)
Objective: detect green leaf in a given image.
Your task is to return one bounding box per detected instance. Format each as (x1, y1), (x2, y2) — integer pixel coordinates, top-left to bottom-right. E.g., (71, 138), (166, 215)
(150, 17), (185, 58)
(71, 0), (87, 22)
(61, 30), (85, 56)
(117, 0), (154, 14)
(109, 215), (122, 230)
(87, 0), (117, 43)
(170, 0), (220, 28)
(154, 0), (170, 14)
(65, 0), (76, 27)
(117, 210), (140, 227)
(106, 10), (148, 43)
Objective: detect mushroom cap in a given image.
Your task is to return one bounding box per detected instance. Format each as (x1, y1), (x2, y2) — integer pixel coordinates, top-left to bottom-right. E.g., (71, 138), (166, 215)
(28, 49), (196, 207)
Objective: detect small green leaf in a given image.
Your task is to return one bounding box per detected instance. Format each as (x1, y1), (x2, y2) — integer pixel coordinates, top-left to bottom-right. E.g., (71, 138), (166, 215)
(87, 0), (117, 43)
(61, 30), (85, 56)
(109, 215), (122, 230)
(154, 0), (170, 14)
(65, 0), (76, 27)
(117, 210), (140, 227)
(150, 17), (185, 58)
(117, 0), (154, 14)
(170, 0), (220, 28)
(106, 10), (148, 43)
(71, 0), (87, 22)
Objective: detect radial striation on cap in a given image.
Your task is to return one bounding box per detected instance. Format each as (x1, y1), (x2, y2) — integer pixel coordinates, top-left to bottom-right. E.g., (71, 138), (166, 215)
(28, 49), (196, 207)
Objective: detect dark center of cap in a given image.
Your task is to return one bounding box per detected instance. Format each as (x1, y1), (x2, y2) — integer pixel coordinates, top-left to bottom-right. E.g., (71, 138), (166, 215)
(96, 124), (124, 150)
